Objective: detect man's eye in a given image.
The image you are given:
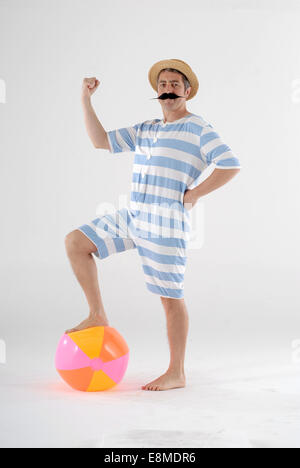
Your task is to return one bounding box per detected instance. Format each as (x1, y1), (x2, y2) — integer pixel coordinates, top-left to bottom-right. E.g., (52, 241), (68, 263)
(159, 83), (178, 87)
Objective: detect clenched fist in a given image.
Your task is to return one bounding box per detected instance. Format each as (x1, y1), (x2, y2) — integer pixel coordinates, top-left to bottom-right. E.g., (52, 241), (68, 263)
(82, 77), (100, 100)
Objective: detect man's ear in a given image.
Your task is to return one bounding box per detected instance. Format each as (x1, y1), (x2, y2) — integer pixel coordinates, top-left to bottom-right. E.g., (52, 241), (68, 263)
(186, 86), (192, 98)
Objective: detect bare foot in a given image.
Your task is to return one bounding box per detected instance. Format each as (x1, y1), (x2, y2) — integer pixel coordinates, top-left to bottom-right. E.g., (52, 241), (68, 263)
(141, 371), (186, 391)
(65, 315), (109, 334)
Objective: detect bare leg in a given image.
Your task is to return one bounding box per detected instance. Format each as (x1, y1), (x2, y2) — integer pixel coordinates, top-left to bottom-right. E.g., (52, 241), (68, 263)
(64, 230), (109, 333)
(142, 297), (189, 391)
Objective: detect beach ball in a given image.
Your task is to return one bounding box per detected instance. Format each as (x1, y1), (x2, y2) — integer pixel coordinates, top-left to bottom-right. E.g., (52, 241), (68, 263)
(55, 326), (129, 392)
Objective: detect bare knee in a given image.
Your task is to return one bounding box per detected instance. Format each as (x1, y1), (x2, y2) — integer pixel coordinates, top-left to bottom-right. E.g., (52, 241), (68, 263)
(160, 296), (185, 310)
(64, 230), (97, 255)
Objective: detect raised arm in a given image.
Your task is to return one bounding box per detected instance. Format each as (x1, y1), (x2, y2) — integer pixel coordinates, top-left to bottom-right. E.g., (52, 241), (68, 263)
(81, 77), (110, 150)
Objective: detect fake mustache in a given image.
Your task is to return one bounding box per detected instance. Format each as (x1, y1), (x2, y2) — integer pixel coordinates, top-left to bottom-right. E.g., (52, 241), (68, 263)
(151, 92), (186, 100)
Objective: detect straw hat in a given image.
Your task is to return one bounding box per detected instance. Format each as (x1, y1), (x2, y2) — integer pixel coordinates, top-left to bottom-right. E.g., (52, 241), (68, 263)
(148, 58), (199, 101)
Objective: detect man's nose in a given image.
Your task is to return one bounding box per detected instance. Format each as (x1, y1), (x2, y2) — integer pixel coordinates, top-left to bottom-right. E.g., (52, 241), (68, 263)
(164, 89), (174, 97)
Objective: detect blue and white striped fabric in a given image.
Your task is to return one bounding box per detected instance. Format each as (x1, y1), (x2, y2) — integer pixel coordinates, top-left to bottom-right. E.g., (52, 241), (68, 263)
(77, 113), (241, 299)
(78, 207), (187, 298)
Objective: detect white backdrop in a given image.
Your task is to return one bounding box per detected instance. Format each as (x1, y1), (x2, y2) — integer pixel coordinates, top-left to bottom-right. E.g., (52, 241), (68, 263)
(1, 0), (300, 448)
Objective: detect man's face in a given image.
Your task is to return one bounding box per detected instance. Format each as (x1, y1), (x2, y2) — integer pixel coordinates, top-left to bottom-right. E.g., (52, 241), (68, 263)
(157, 71), (191, 108)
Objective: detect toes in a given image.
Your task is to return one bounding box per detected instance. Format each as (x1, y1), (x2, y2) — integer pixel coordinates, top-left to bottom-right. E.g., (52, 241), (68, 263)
(142, 383), (161, 391)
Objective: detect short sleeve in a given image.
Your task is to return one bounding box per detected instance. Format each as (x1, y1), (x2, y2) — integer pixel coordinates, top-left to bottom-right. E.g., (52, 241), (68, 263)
(106, 123), (140, 154)
(200, 123), (241, 169)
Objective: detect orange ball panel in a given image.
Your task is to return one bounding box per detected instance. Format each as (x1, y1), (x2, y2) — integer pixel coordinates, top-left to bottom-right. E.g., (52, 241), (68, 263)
(57, 367), (94, 392)
(87, 369), (117, 392)
(100, 327), (130, 362)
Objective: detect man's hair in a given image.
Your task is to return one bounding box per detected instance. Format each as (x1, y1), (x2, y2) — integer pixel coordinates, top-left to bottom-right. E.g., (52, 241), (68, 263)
(157, 68), (191, 92)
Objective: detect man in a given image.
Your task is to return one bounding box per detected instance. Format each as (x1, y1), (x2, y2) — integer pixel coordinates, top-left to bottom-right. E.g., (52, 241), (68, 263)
(64, 59), (241, 391)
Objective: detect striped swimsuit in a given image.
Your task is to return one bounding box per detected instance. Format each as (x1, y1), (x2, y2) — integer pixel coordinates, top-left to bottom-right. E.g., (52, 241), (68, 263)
(77, 112), (241, 299)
